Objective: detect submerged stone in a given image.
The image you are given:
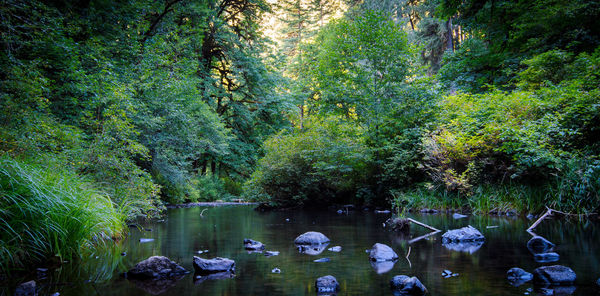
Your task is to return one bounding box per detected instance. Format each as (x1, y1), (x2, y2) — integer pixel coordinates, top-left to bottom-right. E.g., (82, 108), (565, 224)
(527, 236), (555, 254)
(328, 246), (342, 252)
(390, 275), (427, 295)
(452, 213), (468, 219)
(126, 256), (188, 279)
(314, 258), (331, 263)
(315, 275), (340, 294)
(264, 251), (279, 257)
(507, 267), (533, 286)
(297, 243), (329, 255)
(243, 238), (265, 250)
(533, 265), (576, 285)
(369, 243), (399, 262)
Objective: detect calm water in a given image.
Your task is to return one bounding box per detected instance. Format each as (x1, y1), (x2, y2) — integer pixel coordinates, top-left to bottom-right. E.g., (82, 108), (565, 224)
(4, 206), (600, 295)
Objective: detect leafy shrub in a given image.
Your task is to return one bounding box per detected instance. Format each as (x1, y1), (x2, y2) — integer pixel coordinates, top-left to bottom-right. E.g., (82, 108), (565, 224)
(244, 116), (370, 207)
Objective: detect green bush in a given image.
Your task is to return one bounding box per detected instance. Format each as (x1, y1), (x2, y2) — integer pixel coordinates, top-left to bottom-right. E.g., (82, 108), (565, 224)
(244, 116), (370, 207)
(0, 156), (124, 271)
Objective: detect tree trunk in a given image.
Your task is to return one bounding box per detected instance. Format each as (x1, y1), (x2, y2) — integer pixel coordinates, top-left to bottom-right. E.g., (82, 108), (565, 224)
(446, 18), (454, 52)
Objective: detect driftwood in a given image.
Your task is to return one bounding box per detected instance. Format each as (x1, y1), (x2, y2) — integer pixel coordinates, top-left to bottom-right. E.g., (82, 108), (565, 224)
(408, 230), (442, 244)
(401, 218), (441, 244)
(406, 218), (440, 232)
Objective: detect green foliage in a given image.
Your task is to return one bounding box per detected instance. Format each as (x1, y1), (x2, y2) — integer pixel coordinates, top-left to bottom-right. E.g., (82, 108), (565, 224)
(244, 116), (370, 206)
(0, 156), (124, 271)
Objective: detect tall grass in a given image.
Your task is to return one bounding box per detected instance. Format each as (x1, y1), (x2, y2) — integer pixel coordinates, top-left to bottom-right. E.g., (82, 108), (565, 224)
(0, 156), (124, 272)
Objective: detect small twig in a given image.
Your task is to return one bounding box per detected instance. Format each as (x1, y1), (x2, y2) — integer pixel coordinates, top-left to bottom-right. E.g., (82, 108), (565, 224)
(200, 208), (208, 217)
(405, 246), (412, 268)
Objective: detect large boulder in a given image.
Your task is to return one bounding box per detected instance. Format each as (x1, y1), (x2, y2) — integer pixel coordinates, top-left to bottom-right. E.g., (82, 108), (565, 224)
(507, 267), (533, 286)
(315, 275), (340, 294)
(243, 238), (265, 251)
(441, 225), (484, 242)
(14, 280), (36, 296)
(126, 256), (188, 279)
(390, 275), (427, 295)
(192, 257), (235, 275)
(533, 265), (576, 285)
(369, 243), (399, 262)
(294, 231), (330, 245)
(527, 236), (555, 254)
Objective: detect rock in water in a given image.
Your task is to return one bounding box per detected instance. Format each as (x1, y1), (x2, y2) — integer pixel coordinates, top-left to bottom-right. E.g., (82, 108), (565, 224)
(294, 231), (330, 245)
(297, 244), (329, 255)
(139, 238), (154, 243)
(442, 240), (484, 254)
(315, 275), (340, 294)
(527, 236), (555, 254)
(452, 213), (468, 219)
(534, 252), (560, 263)
(192, 257), (235, 275)
(264, 251), (279, 257)
(384, 218), (410, 232)
(596, 277), (600, 287)
(313, 258), (331, 263)
(328, 246), (342, 252)
(369, 243), (399, 262)
(507, 267), (533, 285)
(126, 256), (188, 279)
(533, 265), (576, 285)
(15, 280), (36, 296)
(243, 238), (265, 250)
(390, 275), (427, 295)
(271, 268), (281, 274)
(441, 225), (485, 242)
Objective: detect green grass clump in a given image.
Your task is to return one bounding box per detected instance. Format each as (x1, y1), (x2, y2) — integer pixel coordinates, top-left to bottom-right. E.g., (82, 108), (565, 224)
(0, 156), (124, 272)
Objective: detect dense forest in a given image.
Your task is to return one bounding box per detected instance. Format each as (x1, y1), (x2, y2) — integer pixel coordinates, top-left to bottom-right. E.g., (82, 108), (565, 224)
(1, 0), (599, 271)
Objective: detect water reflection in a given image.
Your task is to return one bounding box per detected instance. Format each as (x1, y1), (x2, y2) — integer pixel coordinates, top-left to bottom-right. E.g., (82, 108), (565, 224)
(4, 206), (599, 296)
(442, 241), (484, 253)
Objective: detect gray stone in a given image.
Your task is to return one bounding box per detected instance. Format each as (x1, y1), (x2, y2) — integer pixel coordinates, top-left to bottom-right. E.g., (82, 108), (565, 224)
(192, 256), (235, 275)
(507, 267), (533, 283)
(315, 275), (340, 294)
(390, 275), (427, 295)
(328, 246), (342, 252)
(14, 280), (36, 296)
(452, 213), (468, 219)
(264, 251), (279, 257)
(527, 236), (555, 254)
(243, 238), (265, 250)
(533, 265), (576, 285)
(294, 231), (330, 245)
(534, 252), (560, 263)
(126, 256), (188, 279)
(369, 243), (399, 262)
(139, 238), (154, 243)
(314, 258), (331, 263)
(271, 268), (281, 273)
(441, 225), (485, 242)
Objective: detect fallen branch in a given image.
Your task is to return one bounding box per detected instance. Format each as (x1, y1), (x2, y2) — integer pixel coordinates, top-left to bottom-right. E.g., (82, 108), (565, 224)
(406, 218), (440, 232)
(527, 208), (553, 233)
(409, 230), (441, 244)
(200, 208), (208, 217)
